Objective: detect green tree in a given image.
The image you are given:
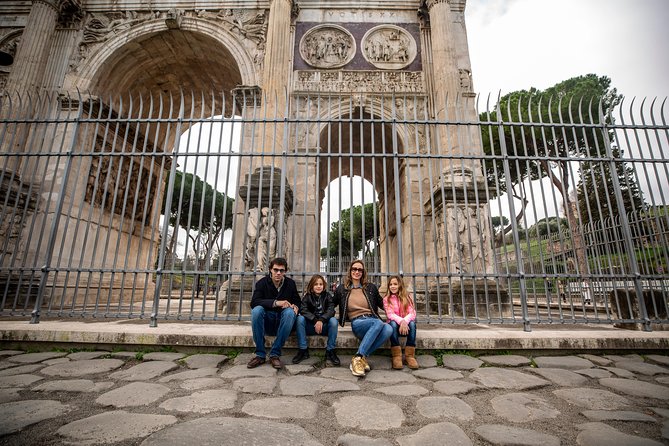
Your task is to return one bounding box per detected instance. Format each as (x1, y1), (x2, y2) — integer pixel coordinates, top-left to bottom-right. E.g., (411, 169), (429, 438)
(323, 203), (379, 258)
(528, 217), (568, 238)
(161, 171), (234, 266)
(577, 145), (645, 226)
(491, 216), (510, 234)
(480, 74), (625, 275)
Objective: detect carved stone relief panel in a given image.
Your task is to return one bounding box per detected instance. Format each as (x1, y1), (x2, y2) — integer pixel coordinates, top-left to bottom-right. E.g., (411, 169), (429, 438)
(294, 70), (424, 94)
(299, 24), (356, 69)
(294, 22), (421, 72)
(85, 135), (158, 225)
(361, 24), (416, 70)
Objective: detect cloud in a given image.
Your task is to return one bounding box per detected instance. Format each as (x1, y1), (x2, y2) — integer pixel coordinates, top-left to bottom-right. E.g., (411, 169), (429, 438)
(466, 0), (669, 98)
(466, 0), (522, 26)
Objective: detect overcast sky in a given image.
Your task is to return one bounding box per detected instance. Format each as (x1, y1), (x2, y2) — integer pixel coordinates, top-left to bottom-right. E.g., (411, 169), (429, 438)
(465, 0), (669, 100)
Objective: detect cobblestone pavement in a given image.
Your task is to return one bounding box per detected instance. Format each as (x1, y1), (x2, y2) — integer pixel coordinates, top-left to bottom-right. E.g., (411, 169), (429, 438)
(0, 349), (668, 445)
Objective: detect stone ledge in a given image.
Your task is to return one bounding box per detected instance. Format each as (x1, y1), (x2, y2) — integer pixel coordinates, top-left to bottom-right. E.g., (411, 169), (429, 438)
(1, 320), (668, 352)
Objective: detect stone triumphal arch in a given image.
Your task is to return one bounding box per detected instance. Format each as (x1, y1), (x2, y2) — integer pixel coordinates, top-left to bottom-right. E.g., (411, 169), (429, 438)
(0, 0), (507, 321)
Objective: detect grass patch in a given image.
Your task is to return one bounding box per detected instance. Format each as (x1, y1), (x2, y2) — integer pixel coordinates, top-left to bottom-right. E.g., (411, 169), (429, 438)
(53, 347), (97, 354)
(441, 349), (475, 357)
(221, 348), (241, 359)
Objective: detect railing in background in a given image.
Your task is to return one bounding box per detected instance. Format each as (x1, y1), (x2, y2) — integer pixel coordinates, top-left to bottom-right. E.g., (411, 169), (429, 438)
(0, 91), (666, 330)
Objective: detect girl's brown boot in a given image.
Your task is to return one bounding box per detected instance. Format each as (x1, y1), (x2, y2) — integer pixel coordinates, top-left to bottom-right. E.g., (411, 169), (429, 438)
(404, 346), (419, 369)
(391, 346), (403, 369)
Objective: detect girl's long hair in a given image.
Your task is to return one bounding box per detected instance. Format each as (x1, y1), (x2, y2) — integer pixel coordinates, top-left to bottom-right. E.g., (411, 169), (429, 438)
(385, 275), (412, 316)
(344, 259), (367, 289)
(305, 274), (327, 296)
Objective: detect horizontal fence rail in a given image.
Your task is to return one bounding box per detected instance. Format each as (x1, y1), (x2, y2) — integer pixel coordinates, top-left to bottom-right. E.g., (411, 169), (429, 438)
(0, 91), (667, 330)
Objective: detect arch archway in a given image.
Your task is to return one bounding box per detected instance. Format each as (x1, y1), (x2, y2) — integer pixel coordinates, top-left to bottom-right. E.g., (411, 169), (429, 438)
(51, 22), (255, 309)
(314, 106), (408, 277)
(69, 18), (258, 100)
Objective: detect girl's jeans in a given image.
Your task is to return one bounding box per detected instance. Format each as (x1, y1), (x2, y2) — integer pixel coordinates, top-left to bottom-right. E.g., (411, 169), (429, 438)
(388, 320), (417, 347)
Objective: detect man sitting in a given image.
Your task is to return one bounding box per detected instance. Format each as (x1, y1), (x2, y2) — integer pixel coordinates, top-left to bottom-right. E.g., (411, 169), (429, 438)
(247, 257), (301, 369)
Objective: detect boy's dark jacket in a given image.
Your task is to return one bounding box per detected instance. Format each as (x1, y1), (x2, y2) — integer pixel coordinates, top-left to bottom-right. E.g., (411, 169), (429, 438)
(300, 291), (336, 323)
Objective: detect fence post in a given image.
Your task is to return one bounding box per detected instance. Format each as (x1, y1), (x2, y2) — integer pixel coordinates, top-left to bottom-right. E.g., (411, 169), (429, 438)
(31, 94), (82, 324)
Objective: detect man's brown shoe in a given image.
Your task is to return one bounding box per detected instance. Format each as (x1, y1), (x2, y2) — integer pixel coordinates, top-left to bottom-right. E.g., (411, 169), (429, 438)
(247, 356), (266, 368)
(269, 356), (283, 369)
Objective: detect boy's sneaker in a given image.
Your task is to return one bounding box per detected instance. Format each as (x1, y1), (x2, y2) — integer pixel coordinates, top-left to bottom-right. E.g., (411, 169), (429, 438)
(350, 356), (366, 376)
(292, 348), (310, 364)
(325, 349), (341, 366)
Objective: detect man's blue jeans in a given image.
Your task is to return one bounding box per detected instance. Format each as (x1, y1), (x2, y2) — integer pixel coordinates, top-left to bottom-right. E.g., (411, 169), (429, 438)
(251, 306), (296, 358)
(388, 320), (417, 347)
(295, 315), (338, 351)
(350, 316), (393, 357)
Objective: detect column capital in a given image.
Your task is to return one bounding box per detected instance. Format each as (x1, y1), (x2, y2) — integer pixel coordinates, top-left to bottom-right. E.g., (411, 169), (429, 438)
(449, 0), (466, 12)
(423, 0), (450, 10)
(291, 0), (300, 20)
(57, 0), (83, 28)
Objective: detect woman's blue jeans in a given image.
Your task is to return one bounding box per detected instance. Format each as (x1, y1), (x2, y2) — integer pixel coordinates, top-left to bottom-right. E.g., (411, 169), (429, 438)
(251, 306), (296, 358)
(389, 320), (417, 347)
(295, 315), (338, 351)
(350, 316), (393, 357)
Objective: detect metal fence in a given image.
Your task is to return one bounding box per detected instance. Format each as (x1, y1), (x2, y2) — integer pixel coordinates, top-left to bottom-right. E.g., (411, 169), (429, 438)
(0, 90), (667, 330)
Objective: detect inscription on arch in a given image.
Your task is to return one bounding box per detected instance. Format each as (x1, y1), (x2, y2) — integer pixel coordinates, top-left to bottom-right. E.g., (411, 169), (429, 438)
(362, 25), (416, 70)
(299, 24), (356, 69)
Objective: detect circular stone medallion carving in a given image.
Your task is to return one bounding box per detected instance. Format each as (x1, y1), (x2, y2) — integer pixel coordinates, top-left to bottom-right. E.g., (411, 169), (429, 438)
(362, 25), (416, 70)
(300, 24), (356, 69)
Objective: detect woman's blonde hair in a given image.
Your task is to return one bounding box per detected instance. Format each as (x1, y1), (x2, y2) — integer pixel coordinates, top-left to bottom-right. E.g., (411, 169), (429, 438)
(385, 275), (412, 315)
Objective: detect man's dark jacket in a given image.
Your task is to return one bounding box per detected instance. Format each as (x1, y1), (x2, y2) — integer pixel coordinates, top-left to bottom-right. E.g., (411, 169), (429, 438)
(250, 275), (301, 310)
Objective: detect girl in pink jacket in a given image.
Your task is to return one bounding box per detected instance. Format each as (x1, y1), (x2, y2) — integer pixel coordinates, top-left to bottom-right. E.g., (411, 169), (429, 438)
(383, 275), (419, 369)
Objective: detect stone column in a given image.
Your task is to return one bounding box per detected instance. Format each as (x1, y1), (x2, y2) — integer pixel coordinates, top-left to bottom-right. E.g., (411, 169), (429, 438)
(2, 0), (80, 174)
(424, 0), (477, 173)
(260, 0), (294, 153)
(424, 0), (460, 120)
(5, 0), (61, 94)
(42, 28), (79, 91)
